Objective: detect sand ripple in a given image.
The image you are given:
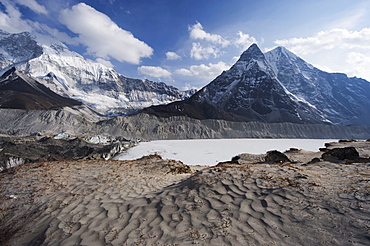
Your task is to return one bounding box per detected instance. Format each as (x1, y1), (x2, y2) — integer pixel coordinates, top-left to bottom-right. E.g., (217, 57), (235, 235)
(1, 154), (370, 245)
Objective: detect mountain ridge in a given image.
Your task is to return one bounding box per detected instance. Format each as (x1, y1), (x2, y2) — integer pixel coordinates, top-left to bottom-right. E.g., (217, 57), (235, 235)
(265, 46), (370, 125)
(0, 67), (82, 110)
(0, 30), (193, 115)
(143, 44), (329, 124)
(143, 43), (370, 125)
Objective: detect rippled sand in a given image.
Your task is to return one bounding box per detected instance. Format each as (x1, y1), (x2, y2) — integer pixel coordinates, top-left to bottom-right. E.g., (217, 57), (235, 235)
(1, 141), (370, 245)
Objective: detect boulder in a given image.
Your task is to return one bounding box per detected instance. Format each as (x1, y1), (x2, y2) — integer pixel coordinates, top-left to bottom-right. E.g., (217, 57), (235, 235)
(321, 147), (359, 161)
(307, 157), (321, 164)
(265, 150), (291, 163)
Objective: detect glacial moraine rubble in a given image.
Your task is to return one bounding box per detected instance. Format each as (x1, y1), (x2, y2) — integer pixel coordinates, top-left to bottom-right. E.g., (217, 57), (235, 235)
(0, 135), (137, 172)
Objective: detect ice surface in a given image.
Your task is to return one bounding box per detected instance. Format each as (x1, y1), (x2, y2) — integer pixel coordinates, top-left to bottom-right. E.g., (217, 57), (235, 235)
(115, 139), (336, 166)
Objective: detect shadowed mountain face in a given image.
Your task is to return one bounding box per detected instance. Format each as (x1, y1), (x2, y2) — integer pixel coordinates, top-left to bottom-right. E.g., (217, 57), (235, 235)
(265, 46), (370, 125)
(0, 67), (82, 110)
(143, 44), (327, 124)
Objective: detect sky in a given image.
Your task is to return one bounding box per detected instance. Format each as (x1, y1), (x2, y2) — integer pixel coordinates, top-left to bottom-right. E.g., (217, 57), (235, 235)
(0, 0), (369, 90)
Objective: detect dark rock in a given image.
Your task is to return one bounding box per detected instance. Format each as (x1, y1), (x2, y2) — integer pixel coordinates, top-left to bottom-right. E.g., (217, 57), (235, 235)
(265, 150), (291, 163)
(0, 136), (134, 172)
(231, 156), (241, 164)
(319, 148), (328, 152)
(307, 158), (321, 164)
(338, 139), (357, 143)
(285, 148), (300, 153)
(217, 155), (241, 166)
(321, 147), (359, 161)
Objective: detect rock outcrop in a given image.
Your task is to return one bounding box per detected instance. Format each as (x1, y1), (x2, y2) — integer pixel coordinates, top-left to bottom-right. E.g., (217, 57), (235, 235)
(0, 135), (135, 172)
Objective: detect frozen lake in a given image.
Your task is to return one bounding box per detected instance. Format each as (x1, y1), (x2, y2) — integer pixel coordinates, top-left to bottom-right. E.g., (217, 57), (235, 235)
(115, 139), (336, 166)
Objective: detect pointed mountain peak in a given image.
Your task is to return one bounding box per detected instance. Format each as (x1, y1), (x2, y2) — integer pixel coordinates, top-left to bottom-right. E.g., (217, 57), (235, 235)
(0, 67), (23, 82)
(266, 46), (300, 61)
(238, 43), (265, 62)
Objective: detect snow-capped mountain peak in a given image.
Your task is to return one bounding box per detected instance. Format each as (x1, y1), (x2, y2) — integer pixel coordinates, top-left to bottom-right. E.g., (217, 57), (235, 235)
(143, 43), (327, 124)
(0, 29), (193, 115)
(232, 43), (276, 77)
(265, 46), (370, 125)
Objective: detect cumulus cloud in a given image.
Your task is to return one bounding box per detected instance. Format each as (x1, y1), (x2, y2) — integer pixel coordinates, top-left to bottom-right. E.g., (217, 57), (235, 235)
(346, 52), (370, 80)
(13, 0), (48, 15)
(38, 24), (78, 45)
(0, 1), (77, 45)
(181, 83), (199, 91)
(187, 22), (259, 61)
(190, 42), (221, 60)
(175, 61), (230, 80)
(274, 28), (370, 80)
(96, 58), (114, 68)
(60, 3), (153, 64)
(275, 28), (370, 54)
(189, 22), (230, 47)
(234, 31), (258, 50)
(0, 0), (33, 32)
(166, 51), (181, 60)
(138, 66), (172, 78)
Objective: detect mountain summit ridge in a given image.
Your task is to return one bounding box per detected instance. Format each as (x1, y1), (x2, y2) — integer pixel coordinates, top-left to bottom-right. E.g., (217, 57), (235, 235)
(143, 44), (370, 125)
(0, 30), (192, 115)
(0, 29), (369, 125)
(265, 46), (370, 125)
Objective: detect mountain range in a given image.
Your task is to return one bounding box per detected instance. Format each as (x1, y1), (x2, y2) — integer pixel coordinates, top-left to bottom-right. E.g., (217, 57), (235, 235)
(0, 29), (370, 136)
(143, 44), (370, 125)
(0, 30), (193, 115)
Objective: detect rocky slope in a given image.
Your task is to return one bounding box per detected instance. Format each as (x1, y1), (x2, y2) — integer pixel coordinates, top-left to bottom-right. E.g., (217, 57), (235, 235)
(0, 30), (193, 115)
(265, 46), (370, 125)
(0, 135), (135, 172)
(0, 67), (82, 110)
(1, 108), (369, 140)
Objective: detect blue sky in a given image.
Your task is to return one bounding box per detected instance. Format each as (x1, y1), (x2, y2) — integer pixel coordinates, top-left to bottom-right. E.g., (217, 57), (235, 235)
(0, 0), (370, 90)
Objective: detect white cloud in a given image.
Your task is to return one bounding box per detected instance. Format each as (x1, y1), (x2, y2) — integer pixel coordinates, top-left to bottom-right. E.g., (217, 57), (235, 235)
(182, 83), (199, 91)
(274, 28), (370, 81)
(234, 31), (258, 50)
(0, 1), (77, 45)
(275, 28), (370, 54)
(230, 56), (239, 65)
(38, 24), (78, 45)
(166, 51), (181, 60)
(13, 0), (48, 15)
(346, 52), (370, 80)
(175, 61), (230, 80)
(138, 66), (172, 78)
(96, 58), (114, 68)
(189, 22), (230, 47)
(0, 0), (33, 32)
(190, 42), (221, 60)
(59, 3), (153, 64)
